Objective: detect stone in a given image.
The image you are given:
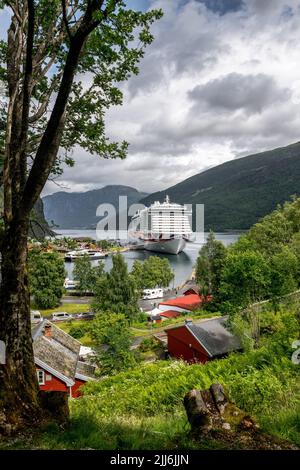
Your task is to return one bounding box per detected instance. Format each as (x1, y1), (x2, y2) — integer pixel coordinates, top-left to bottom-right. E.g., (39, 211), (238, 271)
(222, 422), (231, 431)
(183, 389), (212, 431)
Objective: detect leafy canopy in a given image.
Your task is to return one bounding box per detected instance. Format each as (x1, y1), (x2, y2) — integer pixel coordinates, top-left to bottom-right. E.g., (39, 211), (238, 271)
(89, 312), (137, 375)
(0, 1), (163, 174)
(92, 253), (139, 320)
(195, 231), (227, 297)
(73, 254), (104, 293)
(131, 256), (174, 290)
(29, 248), (66, 308)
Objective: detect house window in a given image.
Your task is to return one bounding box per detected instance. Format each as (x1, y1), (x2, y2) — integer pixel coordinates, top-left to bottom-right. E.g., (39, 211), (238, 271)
(37, 369), (45, 385)
(45, 374), (52, 382)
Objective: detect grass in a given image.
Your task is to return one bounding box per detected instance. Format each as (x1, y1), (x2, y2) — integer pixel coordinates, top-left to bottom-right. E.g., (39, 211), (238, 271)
(34, 303), (90, 317)
(57, 320), (93, 346)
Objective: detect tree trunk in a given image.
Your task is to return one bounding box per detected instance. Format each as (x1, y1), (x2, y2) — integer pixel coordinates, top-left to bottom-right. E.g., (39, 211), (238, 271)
(0, 216), (42, 434)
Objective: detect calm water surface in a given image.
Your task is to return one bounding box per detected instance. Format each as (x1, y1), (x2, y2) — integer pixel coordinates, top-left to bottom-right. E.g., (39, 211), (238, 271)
(56, 230), (241, 287)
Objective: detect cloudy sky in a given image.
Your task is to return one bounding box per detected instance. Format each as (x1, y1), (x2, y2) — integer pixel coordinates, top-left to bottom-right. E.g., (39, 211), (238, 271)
(3, 1), (300, 195)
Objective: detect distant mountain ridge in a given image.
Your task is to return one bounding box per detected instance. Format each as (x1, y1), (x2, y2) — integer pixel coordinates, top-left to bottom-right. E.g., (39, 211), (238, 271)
(43, 185), (148, 229)
(141, 141), (300, 231)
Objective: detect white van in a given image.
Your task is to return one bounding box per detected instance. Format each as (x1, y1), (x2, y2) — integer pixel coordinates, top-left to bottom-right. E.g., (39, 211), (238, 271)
(31, 310), (43, 324)
(142, 288), (164, 300)
(52, 312), (72, 322)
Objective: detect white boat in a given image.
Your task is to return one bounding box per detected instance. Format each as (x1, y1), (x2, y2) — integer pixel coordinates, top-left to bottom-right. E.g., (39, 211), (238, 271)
(129, 196), (194, 255)
(64, 249), (107, 262)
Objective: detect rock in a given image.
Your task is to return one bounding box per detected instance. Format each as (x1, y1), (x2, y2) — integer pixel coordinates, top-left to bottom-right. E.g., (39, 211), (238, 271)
(222, 422), (231, 431)
(210, 383), (228, 414)
(239, 415), (259, 431)
(183, 389), (212, 431)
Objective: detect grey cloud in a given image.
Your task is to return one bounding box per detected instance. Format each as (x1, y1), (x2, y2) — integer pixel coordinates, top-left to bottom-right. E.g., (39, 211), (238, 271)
(188, 73), (291, 114)
(127, 1), (229, 97)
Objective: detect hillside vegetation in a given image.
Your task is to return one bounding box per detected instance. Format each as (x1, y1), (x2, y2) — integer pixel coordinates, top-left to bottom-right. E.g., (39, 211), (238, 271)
(142, 141), (300, 231)
(2, 305), (298, 450)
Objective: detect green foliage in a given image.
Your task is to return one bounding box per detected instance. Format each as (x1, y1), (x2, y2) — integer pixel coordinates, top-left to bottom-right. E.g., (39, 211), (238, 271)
(131, 256), (174, 290)
(0, 2), (163, 171)
(195, 231), (227, 297)
(92, 253), (139, 321)
(21, 308), (298, 450)
(89, 312), (137, 375)
(139, 337), (161, 353)
(220, 250), (270, 313)
(269, 247), (298, 311)
(97, 240), (113, 251)
(73, 255), (104, 294)
(68, 322), (89, 340)
(29, 249), (66, 308)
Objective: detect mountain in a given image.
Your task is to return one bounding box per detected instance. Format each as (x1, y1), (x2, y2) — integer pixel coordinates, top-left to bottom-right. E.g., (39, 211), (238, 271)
(141, 141), (300, 231)
(43, 185), (148, 229)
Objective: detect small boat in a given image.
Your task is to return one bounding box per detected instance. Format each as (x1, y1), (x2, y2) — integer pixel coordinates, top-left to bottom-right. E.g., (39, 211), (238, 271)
(64, 249), (108, 262)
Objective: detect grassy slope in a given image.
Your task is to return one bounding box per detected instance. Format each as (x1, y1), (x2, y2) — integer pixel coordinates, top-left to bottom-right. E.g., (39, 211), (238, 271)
(3, 309), (298, 450)
(142, 141), (300, 231)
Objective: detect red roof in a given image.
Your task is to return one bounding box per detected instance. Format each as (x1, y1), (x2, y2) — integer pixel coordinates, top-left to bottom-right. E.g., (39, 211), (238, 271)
(159, 294), (203, 311)
(160, 310), (181, 319)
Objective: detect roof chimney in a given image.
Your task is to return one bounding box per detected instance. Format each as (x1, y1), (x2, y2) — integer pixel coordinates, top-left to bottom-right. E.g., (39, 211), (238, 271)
(44, 324), (52, 339)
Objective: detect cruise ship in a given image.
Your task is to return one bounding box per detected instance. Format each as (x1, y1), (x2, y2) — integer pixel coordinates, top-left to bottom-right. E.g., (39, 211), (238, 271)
(129, 196), (194, 254)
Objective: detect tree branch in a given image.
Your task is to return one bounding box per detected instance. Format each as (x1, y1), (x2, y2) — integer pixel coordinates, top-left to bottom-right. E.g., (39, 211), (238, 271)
(62, 0), (73, 41)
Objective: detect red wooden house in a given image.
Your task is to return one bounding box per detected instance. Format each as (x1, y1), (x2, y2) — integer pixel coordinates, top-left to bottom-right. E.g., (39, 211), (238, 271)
(159, 293), (212, 313)
(166, 318), (242, 364)
(32, 320), (95, 398)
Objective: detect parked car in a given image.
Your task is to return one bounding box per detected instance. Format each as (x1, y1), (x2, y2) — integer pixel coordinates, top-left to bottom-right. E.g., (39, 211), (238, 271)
(76, 312), (95, 320)
(52, 312), (73, 322)
(31, 310), (43, 324)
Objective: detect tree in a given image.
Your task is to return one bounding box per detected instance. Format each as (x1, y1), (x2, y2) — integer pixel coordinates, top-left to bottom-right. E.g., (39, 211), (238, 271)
(131, 260), (144, 291)
(220, 250), (270, 313)
(220, 250), (270, 346)
(89, 312), (136, 375)
(29, 249), (66, 308)
(0, 1), (162, 432)
(73, 254), (104, 294)
(92, 253), (139, 321)
(195, 231), (226, 297)
(269, 246), (298, 313)
(131, 256), (174, 290)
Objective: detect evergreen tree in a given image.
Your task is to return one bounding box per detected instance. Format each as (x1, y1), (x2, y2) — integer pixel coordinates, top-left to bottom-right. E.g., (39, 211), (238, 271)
(29, 249), (66, 308)
(92, 254), (139, 321)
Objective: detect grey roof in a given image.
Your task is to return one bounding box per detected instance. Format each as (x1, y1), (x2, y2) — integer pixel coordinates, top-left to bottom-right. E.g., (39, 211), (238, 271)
(32, 320), (81, 383)
(186, 317), (242, 357)
(76, 361), (96, 380)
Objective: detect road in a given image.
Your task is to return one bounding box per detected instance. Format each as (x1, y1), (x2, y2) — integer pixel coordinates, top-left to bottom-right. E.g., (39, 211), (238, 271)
(61, 287), (181, 312)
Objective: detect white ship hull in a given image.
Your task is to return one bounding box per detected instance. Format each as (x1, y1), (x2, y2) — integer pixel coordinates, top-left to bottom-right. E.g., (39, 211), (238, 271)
(144, 237), (186, 255)
(129, 196), (194, 255)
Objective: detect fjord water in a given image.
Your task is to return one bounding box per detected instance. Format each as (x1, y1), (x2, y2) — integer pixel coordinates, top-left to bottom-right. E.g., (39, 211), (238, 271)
(59, 230), (240, 287)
